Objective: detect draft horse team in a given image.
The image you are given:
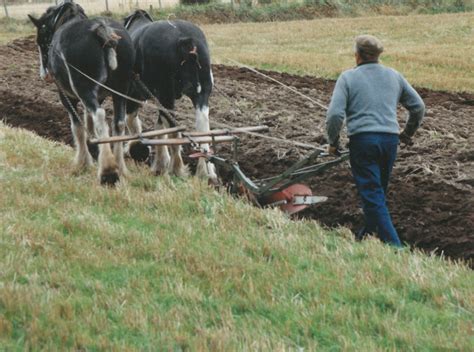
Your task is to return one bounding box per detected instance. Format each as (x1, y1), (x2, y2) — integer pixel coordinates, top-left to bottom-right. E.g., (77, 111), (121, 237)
(29, 0), (217, 185)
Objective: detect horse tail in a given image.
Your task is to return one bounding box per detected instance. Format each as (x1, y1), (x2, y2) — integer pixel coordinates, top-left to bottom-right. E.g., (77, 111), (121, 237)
(105, 47), (118, 71)
(91, 20), (121, 71)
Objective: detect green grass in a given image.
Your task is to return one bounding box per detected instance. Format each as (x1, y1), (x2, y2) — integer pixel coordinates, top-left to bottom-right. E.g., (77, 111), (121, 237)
(204, 12), (474, 92)
(0, 123), (473, 349)
(0, 17), (34, 44)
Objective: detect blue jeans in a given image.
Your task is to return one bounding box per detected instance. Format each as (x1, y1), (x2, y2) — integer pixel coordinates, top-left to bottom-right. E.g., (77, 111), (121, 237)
(349, 132), (402, 247)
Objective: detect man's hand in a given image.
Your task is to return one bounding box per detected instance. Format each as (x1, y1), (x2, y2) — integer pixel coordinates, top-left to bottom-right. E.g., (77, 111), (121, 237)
(399, 131), (414, 146)
(328, 145), (339, 155)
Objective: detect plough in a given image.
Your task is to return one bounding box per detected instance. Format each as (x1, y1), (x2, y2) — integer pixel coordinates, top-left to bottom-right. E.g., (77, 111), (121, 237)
(91, 125), (349, 215)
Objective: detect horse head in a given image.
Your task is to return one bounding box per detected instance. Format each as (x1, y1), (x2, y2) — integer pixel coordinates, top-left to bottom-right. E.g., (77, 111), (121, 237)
(28, 0), (87, 80)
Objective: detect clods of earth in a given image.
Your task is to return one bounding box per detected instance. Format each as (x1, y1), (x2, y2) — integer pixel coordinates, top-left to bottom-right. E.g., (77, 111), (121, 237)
(1, 36), (473, 266)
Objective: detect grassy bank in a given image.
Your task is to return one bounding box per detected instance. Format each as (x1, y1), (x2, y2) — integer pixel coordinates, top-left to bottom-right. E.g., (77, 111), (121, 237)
(140, 0), (473, 24)
(0, 123), (473, 349)
(204, 12), (474, 92)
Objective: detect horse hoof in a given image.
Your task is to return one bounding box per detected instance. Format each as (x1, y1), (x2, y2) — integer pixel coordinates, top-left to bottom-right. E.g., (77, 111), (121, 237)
(100, 170), (120, 186)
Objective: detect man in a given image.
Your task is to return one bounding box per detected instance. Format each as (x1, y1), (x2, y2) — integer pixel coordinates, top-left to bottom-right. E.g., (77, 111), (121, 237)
(326, 35), (425, 246)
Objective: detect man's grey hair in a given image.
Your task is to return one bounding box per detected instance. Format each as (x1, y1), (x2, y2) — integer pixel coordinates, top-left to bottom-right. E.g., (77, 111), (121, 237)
(354, 35), (384, 61)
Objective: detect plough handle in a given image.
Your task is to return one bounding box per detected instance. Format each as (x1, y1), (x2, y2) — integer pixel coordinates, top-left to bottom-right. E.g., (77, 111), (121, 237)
(90, 126), (186, 144)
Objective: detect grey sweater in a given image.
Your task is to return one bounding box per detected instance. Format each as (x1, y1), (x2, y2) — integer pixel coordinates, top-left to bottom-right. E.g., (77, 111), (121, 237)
(326, 63), (425, 146)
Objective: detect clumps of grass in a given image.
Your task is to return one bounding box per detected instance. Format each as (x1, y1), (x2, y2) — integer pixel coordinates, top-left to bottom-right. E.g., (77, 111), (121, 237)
(0, 17), (34, 44)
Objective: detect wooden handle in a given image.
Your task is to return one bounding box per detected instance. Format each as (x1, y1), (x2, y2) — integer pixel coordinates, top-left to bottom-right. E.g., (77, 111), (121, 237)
(141, 135), (236, 146)
(89, 126), (186, 144)
(184, 125), (269, 137)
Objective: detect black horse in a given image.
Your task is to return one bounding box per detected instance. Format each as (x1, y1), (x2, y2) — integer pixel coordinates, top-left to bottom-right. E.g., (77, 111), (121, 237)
(28, 1), (135, 185)
(124, 10), (217, 181)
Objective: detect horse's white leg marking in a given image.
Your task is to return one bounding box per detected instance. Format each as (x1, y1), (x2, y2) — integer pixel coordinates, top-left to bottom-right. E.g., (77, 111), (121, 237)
(37, 46), (47, 80)
(150, 117), (170, 175)
(92, 108), (118, 182)
(195, 105), (217, 181)
(84, 110), (95, 137)
(126, 110), (142, 135)
(124, 110), (143, 157)
(169, 128), (187, 177)
(70, 116), (93, 171)
(113, 119), (128, 177)
(195, 105), (210, 146)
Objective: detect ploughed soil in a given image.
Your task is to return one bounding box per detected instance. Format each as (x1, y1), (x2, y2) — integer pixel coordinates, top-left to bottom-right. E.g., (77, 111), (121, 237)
(1, 36), (473, 265)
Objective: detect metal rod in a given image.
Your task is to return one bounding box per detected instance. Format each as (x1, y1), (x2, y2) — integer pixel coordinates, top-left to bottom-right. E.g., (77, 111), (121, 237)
(208, 155), (261, 194)
(262, 154), (350, 196)
(256, 148), (323, 195)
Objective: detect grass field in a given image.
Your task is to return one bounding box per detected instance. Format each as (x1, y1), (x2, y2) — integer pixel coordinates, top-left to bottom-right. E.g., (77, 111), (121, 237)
(0, 18), (33, 44)
(203, 12), (474, 92)
(1, 123), (473, 349)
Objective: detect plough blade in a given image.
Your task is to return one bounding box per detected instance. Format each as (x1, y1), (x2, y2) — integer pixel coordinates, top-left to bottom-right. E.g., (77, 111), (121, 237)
(293, 195), (328, 205)
(262, 184), (327, 215)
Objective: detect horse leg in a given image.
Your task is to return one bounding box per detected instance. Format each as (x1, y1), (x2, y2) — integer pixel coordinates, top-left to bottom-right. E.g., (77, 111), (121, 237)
(125, 101), (142, 135)
(112, 95), (129, 177)
(150, 114), (171, 175)
(195, 103), (217, 183)
(124, 101), (145, 160)
(84, 109), (99, 161)
(79, 90), (119, 185)
(59, 92), (92, 172)
(163, 107), (187, 178)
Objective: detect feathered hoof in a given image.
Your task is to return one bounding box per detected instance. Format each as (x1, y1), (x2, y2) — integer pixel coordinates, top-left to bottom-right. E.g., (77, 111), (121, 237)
(171, 162), (189, 178)
(99, 168), (120, 186)
(72, 154), (93, 175)
(208, 175), (221, 187)
(151, 159), (170, 176)
(119, 165), (130, 178)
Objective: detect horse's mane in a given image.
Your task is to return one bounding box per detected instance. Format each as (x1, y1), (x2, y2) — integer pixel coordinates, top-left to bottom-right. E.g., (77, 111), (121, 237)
(42, 1), (87, 31)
